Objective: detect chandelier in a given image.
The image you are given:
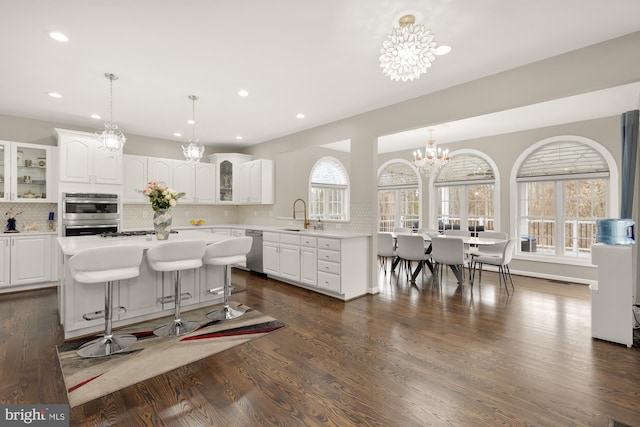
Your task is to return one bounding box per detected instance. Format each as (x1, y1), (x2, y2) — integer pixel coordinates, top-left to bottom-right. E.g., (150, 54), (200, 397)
(413, 129), (449, 175)
(379, 15), (440, 82)
(182, 95), (204, 163)
(96, 73), (126, 152)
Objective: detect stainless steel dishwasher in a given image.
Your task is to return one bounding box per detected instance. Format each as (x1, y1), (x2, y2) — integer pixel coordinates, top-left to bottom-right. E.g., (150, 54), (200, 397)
(245, 230), (264, 273)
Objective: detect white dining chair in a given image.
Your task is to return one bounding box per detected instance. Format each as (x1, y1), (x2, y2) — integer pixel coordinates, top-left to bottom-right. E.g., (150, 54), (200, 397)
(377, 232), (396, 274)
(430, 236), (469, 284)
(471, 239), (516, 295)
(396, 234), (431, 283)
(443, 229), (471, 238)
(473, 231), (509, 258)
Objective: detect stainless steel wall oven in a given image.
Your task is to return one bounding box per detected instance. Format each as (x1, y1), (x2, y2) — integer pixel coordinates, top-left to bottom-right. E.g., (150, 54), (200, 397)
(62, 192), (120, 236)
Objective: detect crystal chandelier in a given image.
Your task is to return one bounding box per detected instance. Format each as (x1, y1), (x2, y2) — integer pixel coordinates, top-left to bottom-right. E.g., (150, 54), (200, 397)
(182, 95), (204, 163)
(379, 15), (439, 82)
(413, 129), (449, 175)
(96, 73), (126, 152)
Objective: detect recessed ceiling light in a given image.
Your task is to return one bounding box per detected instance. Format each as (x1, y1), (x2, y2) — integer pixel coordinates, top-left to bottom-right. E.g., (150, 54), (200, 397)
(48, 92), (62, 98)
(435, 45), (452, 55)
(90, 114), (101, 119)
(187, 119), (195, 125)
(238, 90), (249, 97)
(235, 136), (243, 140)
(49, 32), (69, 42)
(296, 113), (305, 119)
(174, 132), (182, 137)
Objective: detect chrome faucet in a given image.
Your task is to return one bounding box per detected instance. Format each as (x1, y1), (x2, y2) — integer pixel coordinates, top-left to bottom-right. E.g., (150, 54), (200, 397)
(292, 198), (310, 229)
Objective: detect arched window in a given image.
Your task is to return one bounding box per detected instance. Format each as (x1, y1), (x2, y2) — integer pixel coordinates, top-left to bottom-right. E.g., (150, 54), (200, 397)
(513, 136), (617, 259)
(309, 157), (349, 220)
(432, 151), (498, 232)
(377, 160), (421, 232)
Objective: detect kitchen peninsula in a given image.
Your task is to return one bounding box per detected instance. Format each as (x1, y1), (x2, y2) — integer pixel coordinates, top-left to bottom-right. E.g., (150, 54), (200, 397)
(57, 230), (235, 339)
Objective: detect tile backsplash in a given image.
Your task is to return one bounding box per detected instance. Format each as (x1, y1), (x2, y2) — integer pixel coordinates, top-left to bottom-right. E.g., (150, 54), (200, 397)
(0, 202), (57, 233)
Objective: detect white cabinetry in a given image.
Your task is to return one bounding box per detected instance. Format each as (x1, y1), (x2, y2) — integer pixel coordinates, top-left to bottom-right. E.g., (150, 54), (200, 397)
(0, 237), (9, 287)
(300, 236), (317, 287)
(2, 234), (53, 286)
(125, 155), (216, 204)
(0, 140), (57, 202)
(208, 153), (252, 204)
(55, 128), (122, 186)
(263, 231), (369, 300)
(123, 154), (148, 203)
(263, 232), (300, 282)
(239, 159), (274, 204)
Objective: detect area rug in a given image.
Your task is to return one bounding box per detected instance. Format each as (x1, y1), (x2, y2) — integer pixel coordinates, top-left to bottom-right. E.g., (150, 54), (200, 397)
(57, 302), (285, 408)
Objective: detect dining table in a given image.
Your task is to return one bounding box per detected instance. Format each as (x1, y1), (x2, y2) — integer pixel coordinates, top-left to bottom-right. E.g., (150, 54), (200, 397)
(391, 232), (507, 283)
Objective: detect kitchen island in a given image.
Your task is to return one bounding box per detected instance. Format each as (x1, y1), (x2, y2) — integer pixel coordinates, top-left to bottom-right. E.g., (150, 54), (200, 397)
(57, 230), (236, 340)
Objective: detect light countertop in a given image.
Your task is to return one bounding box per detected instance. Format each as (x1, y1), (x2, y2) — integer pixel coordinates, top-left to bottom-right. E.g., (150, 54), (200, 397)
(57, 230), (235, 256)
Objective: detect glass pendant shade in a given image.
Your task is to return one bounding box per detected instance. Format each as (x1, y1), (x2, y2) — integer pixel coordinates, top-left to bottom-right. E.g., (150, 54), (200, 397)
(379, 15), (439, 82)
(96, 73), (126, 152)
(412, 129), (449, 176)
(182, 95), (204, 163)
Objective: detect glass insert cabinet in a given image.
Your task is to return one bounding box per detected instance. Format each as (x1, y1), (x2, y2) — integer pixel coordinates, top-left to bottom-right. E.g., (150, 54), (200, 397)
(0, 140), (56, 202)
(208, 153), (252, 204)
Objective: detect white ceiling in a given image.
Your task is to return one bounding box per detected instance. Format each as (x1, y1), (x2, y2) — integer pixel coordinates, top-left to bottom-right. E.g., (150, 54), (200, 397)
(2, 1), (640, 151)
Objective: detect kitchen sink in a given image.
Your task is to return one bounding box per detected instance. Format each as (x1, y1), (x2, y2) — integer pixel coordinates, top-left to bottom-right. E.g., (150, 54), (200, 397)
(281, 228), (302, 232)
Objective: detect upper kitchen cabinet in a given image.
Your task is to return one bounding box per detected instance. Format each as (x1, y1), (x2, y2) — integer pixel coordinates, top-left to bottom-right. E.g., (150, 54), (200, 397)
(208, 153), (252, 204)
(238, 159), (274, 204)
(122, 154), (148, 203)
(124, 155), (216, 204)
(0, 140), (57, 202)
(55, 128), (122, 186)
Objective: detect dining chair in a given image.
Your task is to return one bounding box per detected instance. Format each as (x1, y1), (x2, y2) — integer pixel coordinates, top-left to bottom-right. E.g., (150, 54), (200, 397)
(471, 239), (516, 295)
(473, 231), (509, 258)
(443, 229), (470, 238)
(396, 234), (431, 283)
(430, 236), (469, 284)
(377, 232), (396, 274)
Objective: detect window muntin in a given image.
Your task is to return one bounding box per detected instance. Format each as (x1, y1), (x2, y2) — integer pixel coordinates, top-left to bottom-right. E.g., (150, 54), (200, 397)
(515, 139), (609, 259)
(435, 154), (496, 231)
(377, 161), (420, 231)
(309, 157), (349, 221)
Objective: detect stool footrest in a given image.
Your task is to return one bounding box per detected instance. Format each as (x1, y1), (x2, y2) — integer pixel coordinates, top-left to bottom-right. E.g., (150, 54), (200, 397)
(82, 306), (126, 321)
(157, 292), (192, 305)
(206, 285), (235, 296)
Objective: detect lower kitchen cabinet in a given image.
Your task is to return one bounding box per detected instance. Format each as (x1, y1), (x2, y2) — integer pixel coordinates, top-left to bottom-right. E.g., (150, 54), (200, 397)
(263, 231), (369, 300)
(0, 233), (55, 290)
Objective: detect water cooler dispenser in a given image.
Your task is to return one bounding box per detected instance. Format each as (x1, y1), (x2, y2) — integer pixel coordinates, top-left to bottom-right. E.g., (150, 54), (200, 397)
(589, 219), (636, 347)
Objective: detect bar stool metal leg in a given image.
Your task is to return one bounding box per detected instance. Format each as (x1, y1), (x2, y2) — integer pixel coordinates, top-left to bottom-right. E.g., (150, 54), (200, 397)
(206, 265), (246, 321)
(77, 280), (137, 358)
(154, 271), (200, 337)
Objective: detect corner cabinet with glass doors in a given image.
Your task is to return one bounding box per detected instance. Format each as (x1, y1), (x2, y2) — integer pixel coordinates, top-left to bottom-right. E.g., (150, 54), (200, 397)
(0, 140), (57, 202)
(208, 153), (252, 204)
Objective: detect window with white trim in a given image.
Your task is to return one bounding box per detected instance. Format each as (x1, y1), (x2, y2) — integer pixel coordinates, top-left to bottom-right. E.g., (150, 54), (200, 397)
(377, 161), (420, 232)
(309, 157), (349, 221)
(435, 154), (496, 231)
(516, 140), (609, 258)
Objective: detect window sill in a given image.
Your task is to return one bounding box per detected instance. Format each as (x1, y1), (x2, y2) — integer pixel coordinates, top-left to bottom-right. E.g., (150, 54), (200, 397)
(513, 252), (597, 268)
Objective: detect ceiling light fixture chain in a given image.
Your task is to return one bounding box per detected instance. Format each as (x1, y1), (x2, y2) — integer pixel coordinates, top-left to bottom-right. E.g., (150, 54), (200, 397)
(379, 14), (442, 82)
(412, 128), (449, 176)
(96, 72), (126, 152)
(182, 94), (204, 163)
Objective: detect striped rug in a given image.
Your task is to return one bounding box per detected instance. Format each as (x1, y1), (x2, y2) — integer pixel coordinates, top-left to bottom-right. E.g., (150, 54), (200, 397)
(57, 303), (285, 408)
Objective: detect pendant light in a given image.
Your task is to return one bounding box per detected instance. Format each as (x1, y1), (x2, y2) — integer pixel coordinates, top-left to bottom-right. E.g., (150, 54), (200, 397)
(96, 73), (126, 152)
(182, 95), (204, 163)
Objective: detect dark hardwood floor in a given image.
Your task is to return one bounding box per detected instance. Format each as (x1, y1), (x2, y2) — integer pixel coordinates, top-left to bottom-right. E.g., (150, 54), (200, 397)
(1, 264), (639, 426)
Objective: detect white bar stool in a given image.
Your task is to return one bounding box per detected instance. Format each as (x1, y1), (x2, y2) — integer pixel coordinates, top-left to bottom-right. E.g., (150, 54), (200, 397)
(146, 240), (206, 337)
(68, 245), (144, 358)
(204, 236), (252, 321)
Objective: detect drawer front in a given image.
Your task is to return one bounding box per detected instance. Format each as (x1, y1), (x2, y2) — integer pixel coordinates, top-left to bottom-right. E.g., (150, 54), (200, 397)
(318, 260), (340, 275)
(318, 271), (341, 293)
(318, 249), (341, 263)
(280, 234), (301, 245)
(317, 238), (340, 251)
(264, 232), (280, 242)
(300, 236), (317, 248)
